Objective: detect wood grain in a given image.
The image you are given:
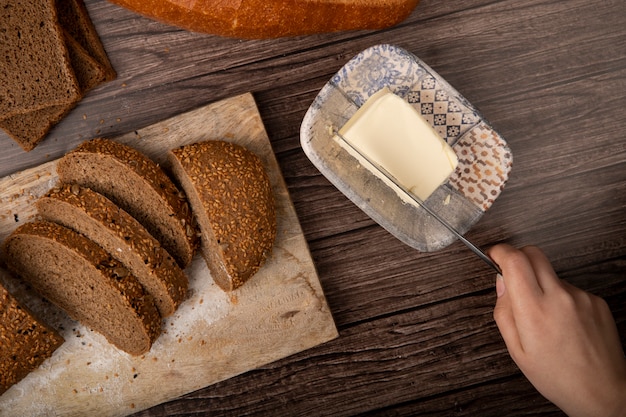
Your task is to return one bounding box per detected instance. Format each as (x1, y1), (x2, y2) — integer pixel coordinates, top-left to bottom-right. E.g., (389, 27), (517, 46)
(0, 0), (624, 415)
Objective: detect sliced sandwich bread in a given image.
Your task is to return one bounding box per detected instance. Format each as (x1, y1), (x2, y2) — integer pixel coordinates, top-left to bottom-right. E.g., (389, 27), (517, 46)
(0, 31), (106, 151)
(0, 0), (81, 118)
(37, 184), (188, 317)
(56, 0), (117, 81)
(56, 138), (198, 268)
(168, 140), (276, 291)
(2, 221), (161, 356)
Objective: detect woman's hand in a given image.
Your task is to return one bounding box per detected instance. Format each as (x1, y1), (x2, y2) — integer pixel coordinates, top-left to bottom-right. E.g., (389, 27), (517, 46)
(488, 244), (626, 417)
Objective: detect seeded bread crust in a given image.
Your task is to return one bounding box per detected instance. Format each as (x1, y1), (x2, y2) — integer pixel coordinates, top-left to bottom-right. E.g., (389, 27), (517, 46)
(0, 0), (81, 118)
(0, 279), (64, 395)
(168, 141), (276, 291)
(2, 221), (161, 356)
(37, 184), (188, 317)
(56, 138), (198, 268)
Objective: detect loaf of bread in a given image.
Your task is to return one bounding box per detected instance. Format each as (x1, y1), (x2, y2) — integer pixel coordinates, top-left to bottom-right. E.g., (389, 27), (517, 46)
(37, 184), (188, 317)
(108, 0), (420, 39)
(2, 221), (161, 356)
(168, 141), (276, 291)
(57, 138), (198, 268)
(0, 274), (64, 395)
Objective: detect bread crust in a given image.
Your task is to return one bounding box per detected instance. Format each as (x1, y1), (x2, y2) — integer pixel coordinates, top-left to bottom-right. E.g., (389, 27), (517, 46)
(109, 0), (420, 38)
(57, 138), (199, 268)
(37, 184), (189, 317)
(2, 221), (161, 356)
(168, 140), (276, 291)
(0, 32), (104, 152)
(0, 278), (64, 395)
(0, 0), (81, 117)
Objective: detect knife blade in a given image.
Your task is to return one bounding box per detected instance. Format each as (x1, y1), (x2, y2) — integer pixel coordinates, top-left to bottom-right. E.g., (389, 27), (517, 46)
(334, 130), (502, 274)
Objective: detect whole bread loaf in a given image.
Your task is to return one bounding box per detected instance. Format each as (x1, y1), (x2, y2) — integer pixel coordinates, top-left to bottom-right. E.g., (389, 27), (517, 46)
(37, 184), (188, 317)
(168, 141), (276, 291)
(2, 221), (161, 356)
(57, 138), (198, 268)
(108, 0), (420, 38)
(0, 275), (64, 395)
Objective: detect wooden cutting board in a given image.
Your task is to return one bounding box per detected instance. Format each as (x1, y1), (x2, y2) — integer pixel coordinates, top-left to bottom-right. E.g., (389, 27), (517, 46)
(0, 93), (338, 416)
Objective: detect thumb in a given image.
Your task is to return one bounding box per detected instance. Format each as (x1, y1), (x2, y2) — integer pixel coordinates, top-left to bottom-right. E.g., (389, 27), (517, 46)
(493, 274), (523, 359)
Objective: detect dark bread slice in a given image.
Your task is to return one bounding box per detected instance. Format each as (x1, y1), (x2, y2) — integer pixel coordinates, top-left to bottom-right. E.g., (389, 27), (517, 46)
(0, 0), (81, 118)
(0, 31), (105, 152)
(57, 138), (198, 268)
(2, 221), (161, 356)
(0, 276), (64, 395)
(168, 141), (276, 291)
(37, 184), (188, 317)
(56, 0), (117, 81)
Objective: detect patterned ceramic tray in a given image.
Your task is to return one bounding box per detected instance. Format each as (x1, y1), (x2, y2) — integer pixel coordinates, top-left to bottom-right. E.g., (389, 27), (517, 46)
(300, 44), (513, 252)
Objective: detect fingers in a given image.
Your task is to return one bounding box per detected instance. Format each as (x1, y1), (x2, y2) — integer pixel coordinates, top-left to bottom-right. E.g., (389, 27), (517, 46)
(493, 275), (524, 357)
(519, 246), (561, 292)
(488, 244), (543, 303)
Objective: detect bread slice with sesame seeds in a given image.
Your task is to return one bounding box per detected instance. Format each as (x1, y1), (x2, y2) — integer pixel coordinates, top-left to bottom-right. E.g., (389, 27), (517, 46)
(0, 274), (64, 395)
(168, 140), (276, 292)
(56, 138), (198, 268)
(1, 221), (161, 356)
(37, 183), (188, 317)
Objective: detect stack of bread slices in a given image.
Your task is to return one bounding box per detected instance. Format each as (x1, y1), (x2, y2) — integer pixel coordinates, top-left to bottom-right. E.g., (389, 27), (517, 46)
(0, 0), (116, 151)
(0, 137), (276, 394)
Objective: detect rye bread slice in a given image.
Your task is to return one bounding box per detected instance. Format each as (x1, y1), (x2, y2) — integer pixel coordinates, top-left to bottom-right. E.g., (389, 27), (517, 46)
(0, 0), (81, 118)
(56, 0), (117, 81)
(2, 221), (161, 356)
(37, 184), (188, 317)
(56, 138), (198, 268)
(0, 31), (105, 152)
(168, 141), (276, 291)
(0, 276), (64, 395)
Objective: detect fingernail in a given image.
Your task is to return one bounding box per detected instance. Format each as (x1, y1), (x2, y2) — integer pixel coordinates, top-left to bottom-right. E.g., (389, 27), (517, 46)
(496, 274), (506, 297)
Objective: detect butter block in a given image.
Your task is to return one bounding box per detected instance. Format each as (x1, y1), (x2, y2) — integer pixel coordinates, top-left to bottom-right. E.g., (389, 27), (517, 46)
(338, 87), (458, 201)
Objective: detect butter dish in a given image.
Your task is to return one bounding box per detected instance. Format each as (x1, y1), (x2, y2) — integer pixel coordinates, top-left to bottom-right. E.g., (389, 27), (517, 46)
(300, 44), (513, 252)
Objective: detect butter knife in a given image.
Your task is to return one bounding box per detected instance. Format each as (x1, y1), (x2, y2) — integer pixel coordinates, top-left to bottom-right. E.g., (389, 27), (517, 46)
(335, 131), (502, 274)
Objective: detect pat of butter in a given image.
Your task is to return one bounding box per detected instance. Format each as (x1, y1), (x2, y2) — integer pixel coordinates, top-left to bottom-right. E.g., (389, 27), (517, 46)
(338, 87), (458, 201)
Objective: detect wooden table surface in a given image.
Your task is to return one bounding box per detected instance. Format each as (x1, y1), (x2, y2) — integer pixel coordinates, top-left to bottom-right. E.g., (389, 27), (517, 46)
(1, 0), (625, 415)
